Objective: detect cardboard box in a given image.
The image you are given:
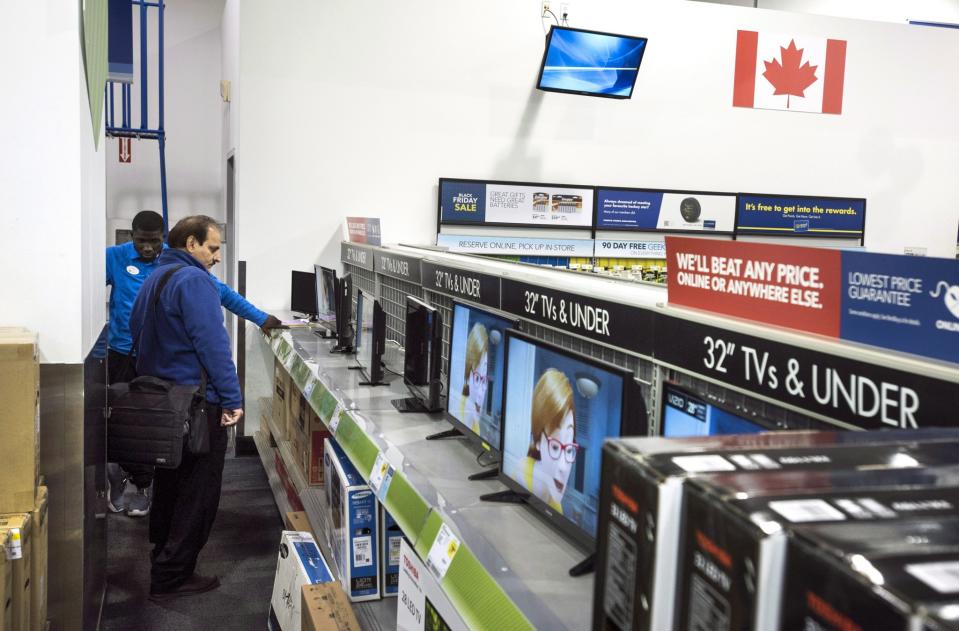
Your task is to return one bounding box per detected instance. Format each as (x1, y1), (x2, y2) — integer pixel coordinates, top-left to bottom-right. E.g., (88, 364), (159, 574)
(268, 531), (335, 631)
(592, 432), (959, 631)
(285, 511), (314, 539)
(675, 471), (959, 630)
(0, 513), (31, 631)
(301, 582), (362, 631)
(380, 505), (401, 597)
(273, 360), (291, 441)
(323, 438), (379, 602)
(30, 486), (47, 631)
(1, 552), (11, 631)
(275, 453), (304, 513)
(396, 539), (467, 631)
(288, 391), (306, 440)
(780, 518), (959, 630)
(291, 407), (331, 487)
(0, 329), (39, 514)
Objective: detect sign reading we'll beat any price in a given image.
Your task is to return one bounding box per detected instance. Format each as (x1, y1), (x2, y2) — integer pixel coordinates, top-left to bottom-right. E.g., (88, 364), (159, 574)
(666, 236), (842, 337)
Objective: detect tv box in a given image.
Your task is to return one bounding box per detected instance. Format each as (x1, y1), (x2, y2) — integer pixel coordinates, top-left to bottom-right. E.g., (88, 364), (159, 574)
(781, 517), (959, 630)
(380, 503), (402, 598)
(268, 530), (335, 631)
(676, 470), (959, 630)
(322, 437), (380, 602)
(592, 430), (959, 631)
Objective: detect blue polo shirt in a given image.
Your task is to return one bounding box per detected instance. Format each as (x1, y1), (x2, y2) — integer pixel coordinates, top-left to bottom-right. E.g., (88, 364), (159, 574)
(106, 241), (268, 354)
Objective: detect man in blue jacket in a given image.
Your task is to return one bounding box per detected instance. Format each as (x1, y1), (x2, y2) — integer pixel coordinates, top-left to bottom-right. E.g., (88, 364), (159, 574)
(107, 210), (280, 517)
(130, 215), (241, 600)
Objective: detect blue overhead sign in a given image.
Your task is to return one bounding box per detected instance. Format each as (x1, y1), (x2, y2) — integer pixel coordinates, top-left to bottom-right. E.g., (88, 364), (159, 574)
(841, 251), (959, 365)
(596, 188), (736, 233)
(737, 194), (866, 240)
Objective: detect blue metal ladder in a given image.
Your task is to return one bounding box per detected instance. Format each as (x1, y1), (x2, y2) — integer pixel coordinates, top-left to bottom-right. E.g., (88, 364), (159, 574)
(104, 0), (169, 232)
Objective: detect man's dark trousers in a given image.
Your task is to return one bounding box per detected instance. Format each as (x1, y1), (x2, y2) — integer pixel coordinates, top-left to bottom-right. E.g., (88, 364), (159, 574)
(107, 349), (156, 489)
(149, 405), (228, 592)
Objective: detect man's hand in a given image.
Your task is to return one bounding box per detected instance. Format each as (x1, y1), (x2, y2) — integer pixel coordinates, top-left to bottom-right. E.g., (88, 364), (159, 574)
(221, 408), (244, 427)
(260, 314), (285, 333)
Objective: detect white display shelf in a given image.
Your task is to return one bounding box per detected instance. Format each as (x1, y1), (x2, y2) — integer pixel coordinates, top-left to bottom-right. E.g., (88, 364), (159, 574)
(258, 326), (588, 631)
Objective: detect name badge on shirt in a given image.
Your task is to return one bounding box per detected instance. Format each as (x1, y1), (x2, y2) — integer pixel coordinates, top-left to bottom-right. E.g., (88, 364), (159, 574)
(126, 265), (140, 275)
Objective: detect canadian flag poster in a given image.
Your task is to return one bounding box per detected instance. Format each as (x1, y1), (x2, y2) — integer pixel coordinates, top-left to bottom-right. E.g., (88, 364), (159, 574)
(733, 30), (847, 114)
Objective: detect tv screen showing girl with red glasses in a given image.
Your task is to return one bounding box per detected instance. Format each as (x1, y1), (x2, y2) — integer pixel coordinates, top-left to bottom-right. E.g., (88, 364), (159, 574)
(500, 330), (646, 546)
(446, 301), (516, 455)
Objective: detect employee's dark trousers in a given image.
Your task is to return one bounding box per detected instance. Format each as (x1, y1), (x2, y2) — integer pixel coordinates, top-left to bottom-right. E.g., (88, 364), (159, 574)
(107, 349), (155, 489)
(149, 406), (228, 592)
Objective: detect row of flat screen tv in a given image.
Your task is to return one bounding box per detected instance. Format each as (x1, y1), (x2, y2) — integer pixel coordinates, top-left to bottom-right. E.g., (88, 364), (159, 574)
(290, 268), (778, 568)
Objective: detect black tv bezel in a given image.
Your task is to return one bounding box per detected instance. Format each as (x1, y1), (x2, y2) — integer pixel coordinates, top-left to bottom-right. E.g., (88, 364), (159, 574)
(498, 329), (646, 550)
(353, 288), (366, 355)
(403, 295), (443, 410)
(444, 300), (519, 458)
(291, 269), (318, 317)
(536, 25), (649, 100)
(336, 272), (354, 348)
(316, 265), (338, 318)
(659, 381), (778, 438)
(368, 300), (386, 384)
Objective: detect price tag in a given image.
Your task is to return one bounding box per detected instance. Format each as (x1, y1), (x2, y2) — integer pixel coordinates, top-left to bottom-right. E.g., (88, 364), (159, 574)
(304, 376), (317, 399)
(329, 404), (344, 434)
(369, 453), (390, 494)
(4, 528), (22, 560)
(426, 523), (461, 581)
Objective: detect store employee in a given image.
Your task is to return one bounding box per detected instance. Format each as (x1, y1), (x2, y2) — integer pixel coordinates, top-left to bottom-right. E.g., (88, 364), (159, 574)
(105, 210), (280, 517)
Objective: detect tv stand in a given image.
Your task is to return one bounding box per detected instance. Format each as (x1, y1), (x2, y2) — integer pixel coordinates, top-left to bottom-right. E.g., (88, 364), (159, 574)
(468, 468), (498, 481)
(426, 427), (462, 440)
(569, 553), (595, 577)
(479, 489), (528, 504)
(391, 397), (431, 413)
(357, 363), (388, 387)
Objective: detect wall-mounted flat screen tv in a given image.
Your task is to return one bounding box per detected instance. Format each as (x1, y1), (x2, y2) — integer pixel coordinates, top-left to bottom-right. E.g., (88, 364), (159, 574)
(537, 26), (648, 99)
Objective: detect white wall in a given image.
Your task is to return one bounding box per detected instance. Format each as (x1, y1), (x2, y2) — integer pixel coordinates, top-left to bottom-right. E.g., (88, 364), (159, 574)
(105, 0), (225, 243)
(757, 0), (959, 24)
(234, 0), (959, 310)
(0, 1), (106, 363)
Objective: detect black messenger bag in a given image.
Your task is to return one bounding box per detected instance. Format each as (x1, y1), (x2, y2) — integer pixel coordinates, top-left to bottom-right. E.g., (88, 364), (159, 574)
(106, 265), (211, 468)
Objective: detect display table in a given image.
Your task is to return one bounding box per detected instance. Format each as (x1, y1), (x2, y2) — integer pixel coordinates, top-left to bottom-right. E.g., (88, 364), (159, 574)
(252, 325), (591, 631)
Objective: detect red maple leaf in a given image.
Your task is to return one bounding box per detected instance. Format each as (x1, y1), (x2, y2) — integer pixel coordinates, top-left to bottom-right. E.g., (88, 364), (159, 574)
(762, 39), (818, 109)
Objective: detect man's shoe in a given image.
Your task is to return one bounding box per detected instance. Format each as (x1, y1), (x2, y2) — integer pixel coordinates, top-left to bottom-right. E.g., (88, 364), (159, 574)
(107, 464), (128, 513)
(126, 485), (152, 517)
(149, 574), (220, 602)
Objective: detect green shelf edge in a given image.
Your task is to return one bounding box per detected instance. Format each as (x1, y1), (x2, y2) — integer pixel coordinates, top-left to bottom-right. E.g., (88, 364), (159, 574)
(414, 513), (534, 631)
(271, 334), (534, 631)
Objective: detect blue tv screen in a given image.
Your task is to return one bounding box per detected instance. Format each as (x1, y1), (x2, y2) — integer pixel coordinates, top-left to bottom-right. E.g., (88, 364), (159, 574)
(537, 26), (648, 99)
(662, 385), (766, 438)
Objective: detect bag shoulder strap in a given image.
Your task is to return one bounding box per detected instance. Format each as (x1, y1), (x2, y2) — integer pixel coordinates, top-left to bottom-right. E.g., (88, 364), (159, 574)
(134, 264), (208, 398)
(152, 264), (186, 309)
(133, 264), (184, 356)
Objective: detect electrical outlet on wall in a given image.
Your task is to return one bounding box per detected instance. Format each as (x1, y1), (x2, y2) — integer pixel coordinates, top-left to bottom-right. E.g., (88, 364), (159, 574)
(542, 1), (551, 17)
(560, 2), (569, 19)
